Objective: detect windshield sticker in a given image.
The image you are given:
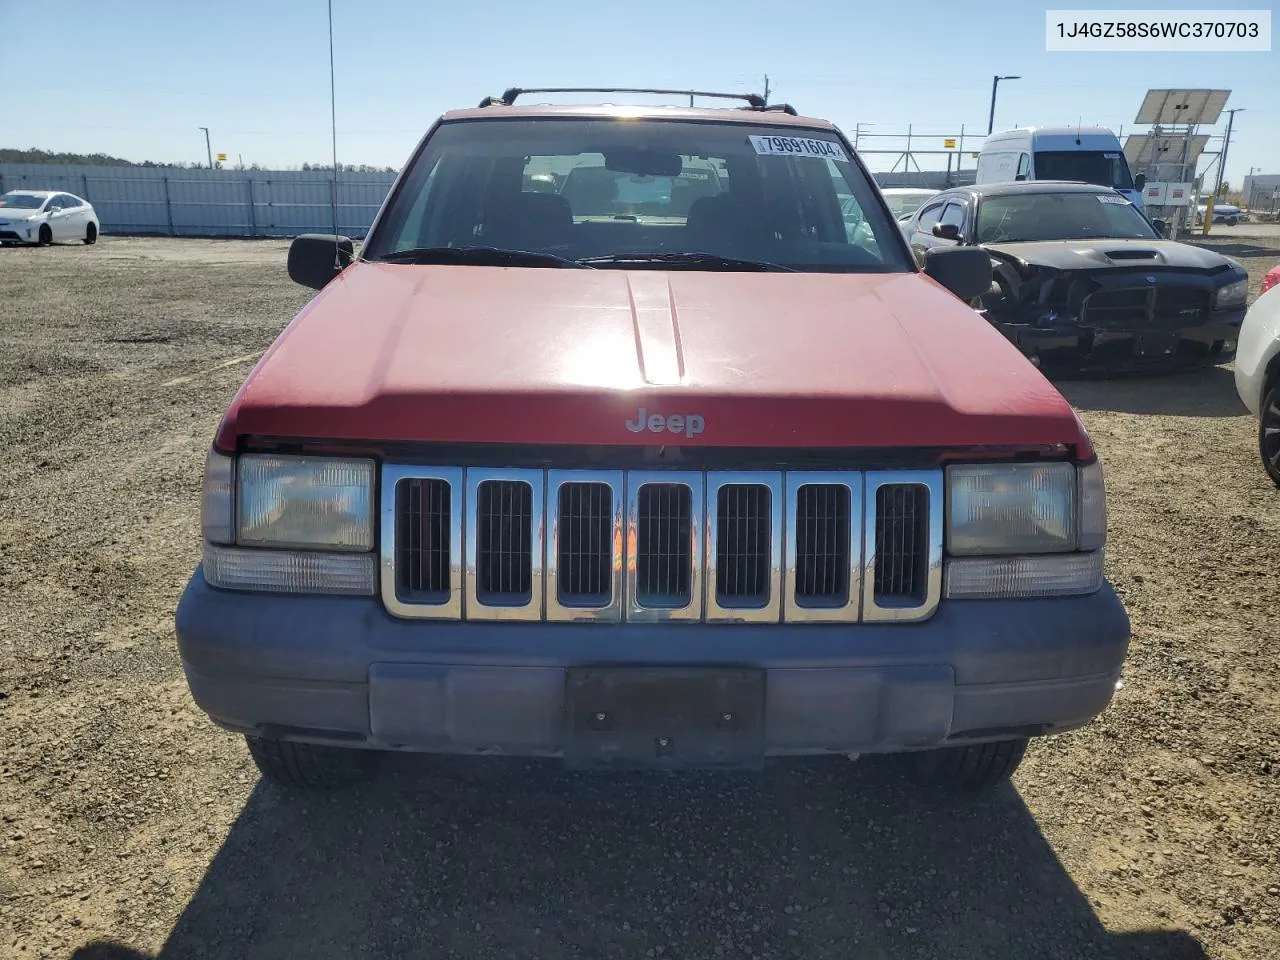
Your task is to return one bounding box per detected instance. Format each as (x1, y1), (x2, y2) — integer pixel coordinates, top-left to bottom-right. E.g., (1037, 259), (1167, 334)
(748, 136), (849, 162)
(1103, 152), (1120, 159)
(1097, 195), (1130, 204)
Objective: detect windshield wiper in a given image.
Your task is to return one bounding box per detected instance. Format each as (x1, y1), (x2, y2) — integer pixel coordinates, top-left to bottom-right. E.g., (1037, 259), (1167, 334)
(577, 252), (797, 272)
(370, 246), (593, 269)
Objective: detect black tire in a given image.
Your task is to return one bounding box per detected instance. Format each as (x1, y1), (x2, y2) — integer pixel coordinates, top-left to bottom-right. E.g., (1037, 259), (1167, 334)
(1260, 381), (1280, 489)
(244, 735), (378, 789)
(909, 738), (1028, 792)
(84, 222), (98, 245)
(38, 224), (52, 246)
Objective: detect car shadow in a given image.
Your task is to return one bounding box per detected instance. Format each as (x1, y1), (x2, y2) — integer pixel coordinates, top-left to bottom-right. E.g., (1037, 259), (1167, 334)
(1055, 364), (1248, 417)
(68, 755), (1207, 960)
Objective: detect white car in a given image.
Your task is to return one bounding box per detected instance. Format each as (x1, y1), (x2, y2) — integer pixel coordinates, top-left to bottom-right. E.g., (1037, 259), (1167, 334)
(0, 190), (100, 246)
(1234, 282), (1280, 487)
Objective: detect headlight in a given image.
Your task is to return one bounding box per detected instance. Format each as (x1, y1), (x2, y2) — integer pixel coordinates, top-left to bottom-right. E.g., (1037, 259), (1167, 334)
(236, 454), (374, 550)
(1215, 277), (1248, 308)
(946, 463), (1077, 555)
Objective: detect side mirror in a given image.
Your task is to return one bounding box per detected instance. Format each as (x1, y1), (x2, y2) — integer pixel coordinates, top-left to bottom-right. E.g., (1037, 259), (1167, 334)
(1151, 218), (1169, 238)
(288, 234), (354, 290)
(931, 222), (961, 242)
(923, 246), (993, 302)
(1134, 173), (1148, 191)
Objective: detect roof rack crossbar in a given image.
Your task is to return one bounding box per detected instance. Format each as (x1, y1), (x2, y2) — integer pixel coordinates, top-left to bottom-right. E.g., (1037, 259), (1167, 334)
(479, 87), (768, 109)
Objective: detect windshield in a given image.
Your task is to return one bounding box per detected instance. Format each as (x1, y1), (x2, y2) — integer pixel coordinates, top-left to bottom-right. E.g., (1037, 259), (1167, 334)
(1033, 150), (1134, 190)
(0, 193), (46, 210)
(976, 192), (1158, 243)
(366, 118), (911, 272)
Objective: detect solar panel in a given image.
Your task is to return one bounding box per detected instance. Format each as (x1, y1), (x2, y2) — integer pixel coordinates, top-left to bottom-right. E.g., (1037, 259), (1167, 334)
(1123, 134), (1210, 167)
(1134, 89), (1230, 126)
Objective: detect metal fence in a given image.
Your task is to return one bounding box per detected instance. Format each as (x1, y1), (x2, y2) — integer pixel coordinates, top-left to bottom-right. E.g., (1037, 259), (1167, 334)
(0, 164), (398, 238)
(0, 161), (969, 239)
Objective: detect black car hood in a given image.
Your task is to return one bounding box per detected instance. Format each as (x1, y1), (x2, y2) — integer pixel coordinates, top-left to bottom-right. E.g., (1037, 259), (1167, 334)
(981, 239), (1232, 273)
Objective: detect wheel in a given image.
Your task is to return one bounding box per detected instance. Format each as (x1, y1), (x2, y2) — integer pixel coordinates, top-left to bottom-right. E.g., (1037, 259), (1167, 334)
(1227, 216), (1239, 226)
(244, 735), (379, 789)
(38, 224), (52, 246)
(908, 738), (1028, 792)
(84, 222), (98, 245)
(1260, 381), (1280, 488)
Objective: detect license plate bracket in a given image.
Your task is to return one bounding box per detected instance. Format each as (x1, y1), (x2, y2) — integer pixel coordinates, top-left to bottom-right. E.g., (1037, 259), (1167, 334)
(564, 667), (765, 770)
(1134, 332), (1179, 356)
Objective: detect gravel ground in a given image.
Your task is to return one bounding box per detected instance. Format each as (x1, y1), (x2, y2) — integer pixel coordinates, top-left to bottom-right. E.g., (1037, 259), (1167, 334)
(1, 235), (1278, 960)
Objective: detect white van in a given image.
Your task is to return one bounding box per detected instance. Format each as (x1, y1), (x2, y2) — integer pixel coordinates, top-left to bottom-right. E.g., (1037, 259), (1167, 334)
(976, 127), (1145, 209)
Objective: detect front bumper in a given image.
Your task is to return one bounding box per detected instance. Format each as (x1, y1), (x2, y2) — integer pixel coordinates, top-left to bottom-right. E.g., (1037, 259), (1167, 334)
(175, 569), (1130, 761)
(993, 306), (1246, 375)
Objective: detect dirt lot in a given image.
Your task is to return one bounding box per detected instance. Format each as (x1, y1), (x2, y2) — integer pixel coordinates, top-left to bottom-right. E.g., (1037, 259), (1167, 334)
(1, 235), (1278, 960)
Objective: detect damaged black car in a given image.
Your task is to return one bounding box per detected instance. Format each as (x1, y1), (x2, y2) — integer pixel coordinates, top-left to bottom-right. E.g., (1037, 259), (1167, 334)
(902, 181), (1250, 375)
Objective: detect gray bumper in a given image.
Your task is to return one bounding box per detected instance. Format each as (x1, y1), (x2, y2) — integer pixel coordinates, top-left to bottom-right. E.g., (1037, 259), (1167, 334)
(174, 570), (1129, 757)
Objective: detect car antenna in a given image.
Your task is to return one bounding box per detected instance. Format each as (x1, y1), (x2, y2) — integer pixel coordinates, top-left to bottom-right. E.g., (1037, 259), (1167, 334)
(327, 0), (340, 270)
(1076, 116), (1082, 146)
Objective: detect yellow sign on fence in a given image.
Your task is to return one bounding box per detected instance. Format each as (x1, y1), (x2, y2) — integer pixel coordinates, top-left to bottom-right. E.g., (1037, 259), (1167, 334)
(943, 138), (956, 149)
(216, 153), (228, 162)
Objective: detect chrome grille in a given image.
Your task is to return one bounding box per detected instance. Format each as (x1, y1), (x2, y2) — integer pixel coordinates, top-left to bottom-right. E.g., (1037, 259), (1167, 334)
(396, 478), (450, 601)
(556, 482), (613, 604)
(475, 479), (533, 602)
(874, 484), (928, 603)
(382, 466), (943, 623)
(793, 484), (850, 605)
(715, 484), (771, 605)
(635, 483), (692, 607)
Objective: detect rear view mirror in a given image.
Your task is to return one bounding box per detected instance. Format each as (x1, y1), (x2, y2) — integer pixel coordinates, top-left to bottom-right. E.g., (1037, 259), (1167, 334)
(1134, 173), (1148, 191)
(1151, 218), (1169, 238)
(288, 234), (354, 290)
(932, 222), (961, 242)
(923, 246), (992, 302)
(603, 149), (683, 178)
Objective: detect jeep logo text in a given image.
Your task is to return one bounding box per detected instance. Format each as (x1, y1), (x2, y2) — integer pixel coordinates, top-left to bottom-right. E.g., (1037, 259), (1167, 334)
(624, 407), (705, 439)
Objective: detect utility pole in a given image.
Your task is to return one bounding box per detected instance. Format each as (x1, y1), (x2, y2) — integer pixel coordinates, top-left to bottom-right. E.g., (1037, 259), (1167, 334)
(1215, 108), (1244, 197)
(763, 74), (771, 103)
(987, 75), (1021, 135)
(198, 127), (213, 169)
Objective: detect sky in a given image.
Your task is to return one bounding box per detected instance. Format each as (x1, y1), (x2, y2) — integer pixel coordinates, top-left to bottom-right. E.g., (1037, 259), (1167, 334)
(3, 0), (1277, 186)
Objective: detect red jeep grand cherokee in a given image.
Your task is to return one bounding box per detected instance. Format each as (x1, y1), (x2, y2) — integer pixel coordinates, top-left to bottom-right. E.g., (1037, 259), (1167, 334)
(175, 88), (1129, 792)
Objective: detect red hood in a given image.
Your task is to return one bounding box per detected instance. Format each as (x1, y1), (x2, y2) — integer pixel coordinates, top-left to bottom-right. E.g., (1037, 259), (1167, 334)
(216, 262), (1087, 452)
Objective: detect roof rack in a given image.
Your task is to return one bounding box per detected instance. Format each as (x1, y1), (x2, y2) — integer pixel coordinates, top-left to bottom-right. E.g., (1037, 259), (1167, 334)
(477, 87), (769, 109)
(744, 103), (799, 116)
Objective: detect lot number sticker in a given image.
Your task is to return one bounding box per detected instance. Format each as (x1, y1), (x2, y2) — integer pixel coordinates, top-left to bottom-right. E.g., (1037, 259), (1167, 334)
(749, 136), (849, 162)
(1096, 194), (1131, 204)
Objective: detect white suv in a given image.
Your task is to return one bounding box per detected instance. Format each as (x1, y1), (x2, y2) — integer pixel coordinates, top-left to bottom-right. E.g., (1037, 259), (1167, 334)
(1235, 281), (1280, 486)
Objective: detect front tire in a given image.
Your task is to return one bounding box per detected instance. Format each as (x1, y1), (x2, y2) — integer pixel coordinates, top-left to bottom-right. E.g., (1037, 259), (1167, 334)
(245, 735), (379, 789)
(84, 222), (98, 244)
(38, 224), (52, 246)
(909, 738), (1028, 792)
(1259, 382), (1280, 488)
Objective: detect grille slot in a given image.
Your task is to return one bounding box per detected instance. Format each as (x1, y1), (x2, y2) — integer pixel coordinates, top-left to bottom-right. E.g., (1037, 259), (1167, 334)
(1153, 286), (1208, 323)
(874, 484), (928, 604)
(635, 484), (693, 607)
(396, 478), (451, 601)
(715, 484), (771, 606)
(475, 479), (533, 604)
(794, 484), (850, 606)
(556, 482), (613, 605)
(1082, 288), (1151, 327)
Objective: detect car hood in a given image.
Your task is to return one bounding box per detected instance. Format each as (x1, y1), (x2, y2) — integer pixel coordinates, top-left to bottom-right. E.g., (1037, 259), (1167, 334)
(981, 239), (1230, 273)
(0, 208), (42, 220)
(216, 263), (1087, 452)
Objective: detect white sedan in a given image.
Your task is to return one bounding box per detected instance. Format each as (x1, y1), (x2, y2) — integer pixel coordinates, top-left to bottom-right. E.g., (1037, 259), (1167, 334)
(0, 190), (100, 246)
(1234, 279), (1280, 487)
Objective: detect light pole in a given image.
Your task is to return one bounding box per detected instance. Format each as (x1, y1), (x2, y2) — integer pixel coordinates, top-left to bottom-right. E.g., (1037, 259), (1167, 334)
(1214, 108), (1244, 197)
(987, 75), (1021, 135)
(198, 127), (213, 169)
